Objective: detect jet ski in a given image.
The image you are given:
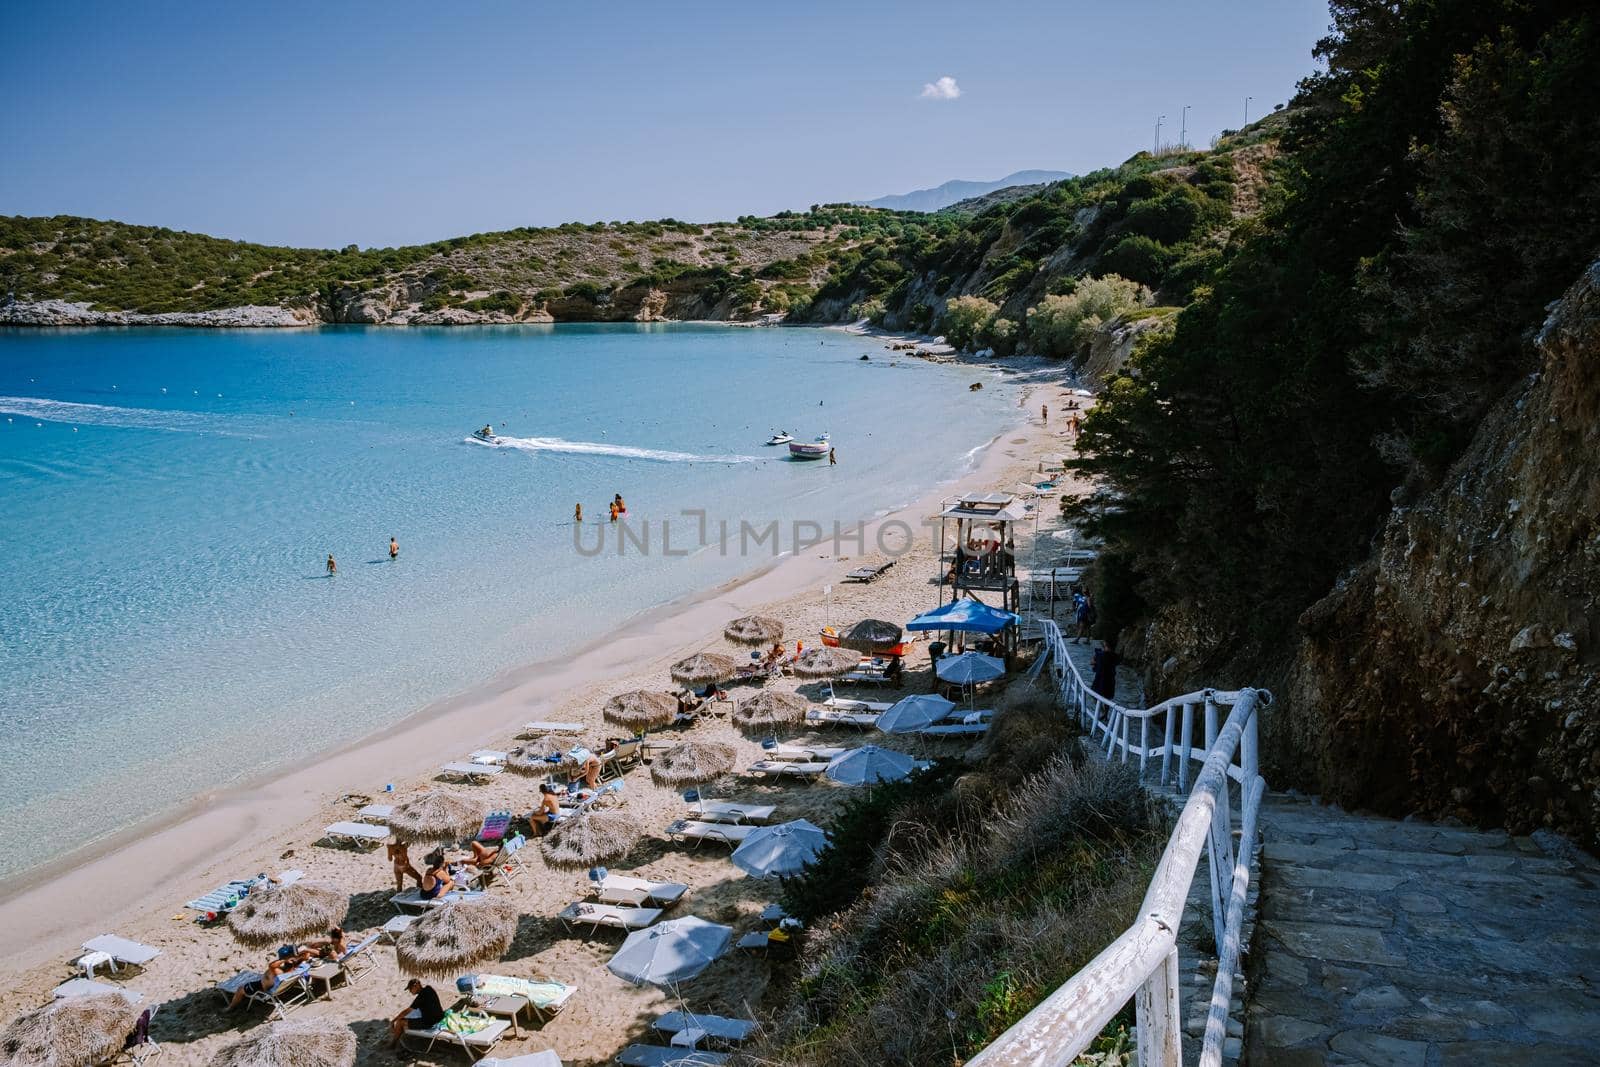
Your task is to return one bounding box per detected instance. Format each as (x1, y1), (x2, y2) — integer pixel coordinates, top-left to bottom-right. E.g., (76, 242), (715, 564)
(766, 430), (793, 446)
(472, 425), (499, 444)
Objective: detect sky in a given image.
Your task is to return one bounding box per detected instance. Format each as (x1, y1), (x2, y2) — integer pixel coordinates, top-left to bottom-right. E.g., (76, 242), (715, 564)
(1, 1), (1331, 249)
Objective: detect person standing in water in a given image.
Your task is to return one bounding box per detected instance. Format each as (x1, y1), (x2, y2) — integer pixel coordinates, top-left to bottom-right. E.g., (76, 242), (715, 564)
(828, 447), (836, 465)
(614, 493), (626, 515)
(389, 537), (399, 561)
(608, 501), (618, 523)
(574, 503), (583, 523)
(1042, 403), (1049, 423)
(326, 554), (337, 577)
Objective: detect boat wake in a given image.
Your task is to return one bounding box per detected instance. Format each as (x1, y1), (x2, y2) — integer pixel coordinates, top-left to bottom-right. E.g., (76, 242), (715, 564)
(0, 396), (230, 433)
(466, 434), (757, 464)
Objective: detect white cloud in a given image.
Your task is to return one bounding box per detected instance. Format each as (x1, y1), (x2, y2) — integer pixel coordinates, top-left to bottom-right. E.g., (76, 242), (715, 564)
(919, 76), (962, 101)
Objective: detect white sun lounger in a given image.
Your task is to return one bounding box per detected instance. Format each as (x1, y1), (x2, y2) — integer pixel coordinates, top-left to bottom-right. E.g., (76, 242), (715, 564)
(185, 869), (304, 915)
(805, 708), (880, 729)
(440, 761), (504, 782)
(215, 963), (313, 1019)
(653, 1011), (759, 1044)
(557, 901), (664, 935)
(823, 695), (893, 713)
(324, 820), (389, 848)
(746, 760), (829, 779)
(470, 974), (578, 1027)
(664, 820), (757, 847)
(79, 935), (159, 973)
(687, 800), (775, 825)
(358, 803), (394, 821)
(592, 874), (690, 907)
(54, 977), (144, 1002)
(521, 721), (585, 736)
(763, 744), (846, 761)
(469, 749), (509, 764)
(921, 722), (991, 737)
(405, 1017), (512, 1059)
(390, 888), (486, 914)
(480, 1054), (563, 1067)
(616, 1047), (729, 1067)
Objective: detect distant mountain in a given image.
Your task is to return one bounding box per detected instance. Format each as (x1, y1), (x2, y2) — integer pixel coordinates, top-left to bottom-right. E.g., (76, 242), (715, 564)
(855, 170), (1072, 213)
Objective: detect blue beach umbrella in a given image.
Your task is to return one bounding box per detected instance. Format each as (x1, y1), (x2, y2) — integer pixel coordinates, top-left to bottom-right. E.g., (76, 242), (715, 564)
(935, 651), (1006, 686)
(907, 598), (1021, 635)
(875, 693), (957, 734)
(606, 915), (733, 988)
(826, 745), (916, 786)
(730, 819), (829, 879)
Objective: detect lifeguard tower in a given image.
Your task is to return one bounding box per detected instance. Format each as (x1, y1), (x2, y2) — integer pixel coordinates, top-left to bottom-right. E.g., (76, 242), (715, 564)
(931, 491), (1027, 656)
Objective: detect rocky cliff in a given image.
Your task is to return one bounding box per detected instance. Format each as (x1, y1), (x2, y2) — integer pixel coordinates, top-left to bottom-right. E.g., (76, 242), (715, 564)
(1271, 259), (1600, 843)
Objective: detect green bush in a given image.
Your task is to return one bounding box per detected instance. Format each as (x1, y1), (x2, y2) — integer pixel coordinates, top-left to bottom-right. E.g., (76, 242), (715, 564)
(1026, 274), (1151, 357)
(1097, 234), (1174, 287)
(941, 294), (999, 349)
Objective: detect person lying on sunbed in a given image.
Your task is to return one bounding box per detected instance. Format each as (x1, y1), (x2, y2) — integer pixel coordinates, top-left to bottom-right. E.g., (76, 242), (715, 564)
(224, 945), (316, 1010)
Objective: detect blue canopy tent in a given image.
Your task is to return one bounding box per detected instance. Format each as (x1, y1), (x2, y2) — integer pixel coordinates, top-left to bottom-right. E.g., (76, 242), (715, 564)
(907, 598), (1021, 635)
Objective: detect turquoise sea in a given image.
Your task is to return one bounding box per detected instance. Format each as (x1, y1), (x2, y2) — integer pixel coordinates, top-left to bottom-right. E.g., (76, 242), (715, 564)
(0, 324), (1016, 878)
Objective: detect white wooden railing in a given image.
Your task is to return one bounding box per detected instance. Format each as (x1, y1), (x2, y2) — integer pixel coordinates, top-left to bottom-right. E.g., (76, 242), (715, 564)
(969, 620), (1270, 1067)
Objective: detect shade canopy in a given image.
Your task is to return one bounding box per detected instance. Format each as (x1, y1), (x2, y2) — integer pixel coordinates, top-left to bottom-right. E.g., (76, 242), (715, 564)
(732, 691), (809, 732)
(505, 742), (575, 777)
(907, 598), (1021, 635)
(791, 646), (860, 678)
(669, 652), (742, 688)
(826, 745), (916, 786)
(543, 810), (640, 869)
(388, 792), (485, 845)
(0, 991), (142, 1067)
(228, 881), (346, 948)
(604, 690), (678, 732)
(875, 693), (957, 734)
(607, 915), (733, 988)
(395, 896), (518, 978)
(210, 1020), (356, 1067)
(731, 818), (829, 878)
(723, 615), (785, 646)
(650, 742), (738, 787)
(935, 651), (1007, 685)
(835, 618), (904, 653)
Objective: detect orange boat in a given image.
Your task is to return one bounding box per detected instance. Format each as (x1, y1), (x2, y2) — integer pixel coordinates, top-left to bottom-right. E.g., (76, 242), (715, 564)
(819, 626), (915, 658)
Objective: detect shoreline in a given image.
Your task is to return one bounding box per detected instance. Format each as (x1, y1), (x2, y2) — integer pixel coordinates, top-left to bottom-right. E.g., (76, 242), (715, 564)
(0, 375), (1051, 973)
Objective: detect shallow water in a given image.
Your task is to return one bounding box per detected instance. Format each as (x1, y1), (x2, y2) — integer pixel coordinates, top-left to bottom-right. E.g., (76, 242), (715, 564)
(0, 323), (1015, 877)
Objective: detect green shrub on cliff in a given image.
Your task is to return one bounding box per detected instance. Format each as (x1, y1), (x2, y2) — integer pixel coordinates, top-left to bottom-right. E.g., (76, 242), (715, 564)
(1026, 274), (1152, 358)
(941, 294), (999, 349)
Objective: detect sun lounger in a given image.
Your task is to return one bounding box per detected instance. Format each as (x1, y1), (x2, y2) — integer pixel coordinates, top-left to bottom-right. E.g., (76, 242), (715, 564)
(479, 1054), (563, 1067)
(687, 800), (775, 825)
(334, 931), (382, 981)
(358, 803), (393, 822)
(405, 1017), (512, 1059)
(470, 974), (578, 1028)
(664, 820), (757, 847)
(390, 888), (486, 914)
(558, 779), (624, 812)
(53, 977), (143, 1002)
(653, 1011), (759, 1045)
(521, 721), (585, 736)
(805, 707), (880, 729)
(215, 963), (312, 1019)
(843, 559), (895, 583)
(591, 873), (690, 907)
(382, 914), (415, 943)
(841, 663), (895, 685)
(557, 901), (664, 935)
(184, 869), (305, 917)
(440, 761), (504, 782)
(616, 1047), (729, 1067)
(323, 820), (390, 848)
(746, 759), (829, 780)
(920, 722), (991, 737)
(78, 935), (159, 974)
(597, 740), (642, 780)
(761, 743), (846, 761)
(823, 694), (893, 712)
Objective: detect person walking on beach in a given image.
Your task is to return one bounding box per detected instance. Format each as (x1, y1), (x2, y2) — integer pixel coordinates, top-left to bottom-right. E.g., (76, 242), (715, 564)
(1091, 637), (1120, 701)
(1074, 591), (1096, 644)
(1042, 402), (1049, 423)
(326, 554), (337, 577)
(574, 502), (583, 523)
(389, 537), (399, 561)
(828, 447), (836, 465)
(387, 837), (420, 893)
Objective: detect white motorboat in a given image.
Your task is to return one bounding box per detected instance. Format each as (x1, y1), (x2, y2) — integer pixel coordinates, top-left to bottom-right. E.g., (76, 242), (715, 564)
(788, 432), (830, 460)
(766, 430), (793, 446)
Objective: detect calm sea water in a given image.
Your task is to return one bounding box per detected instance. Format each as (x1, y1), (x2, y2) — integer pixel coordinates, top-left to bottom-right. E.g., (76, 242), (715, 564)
(0, 324), (1015, 877)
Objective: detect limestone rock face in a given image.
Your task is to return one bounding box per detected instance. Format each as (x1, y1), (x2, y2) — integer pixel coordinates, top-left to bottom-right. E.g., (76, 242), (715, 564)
(1278, 257), (1600, 843)
(0, 298), (315, 327)
(1078, 313), (1171, 387)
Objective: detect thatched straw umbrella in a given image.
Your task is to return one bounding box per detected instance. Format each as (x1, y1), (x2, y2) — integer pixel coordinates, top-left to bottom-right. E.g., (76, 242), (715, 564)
(792, 646), (861, 678)
(669, 652), (741, 688)
(543, 809), (640, 869)
(724, 615), (784, 646)
(228, 881), (346, 948)
(604, 690), (677, 733)
(505, 741), (574, 778)
(836, 618), (903, 654)
(650, 741), (738, 787)
(388, 791), (484, 846)
(210, 1020), (356, 1067)
(395, 896), (518, 979)
(0, 991), (141, 1067)
(733, 691), (809, 732)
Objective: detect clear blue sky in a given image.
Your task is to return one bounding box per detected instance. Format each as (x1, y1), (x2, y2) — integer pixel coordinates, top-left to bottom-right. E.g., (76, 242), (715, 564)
(1, 1), (1329, 249)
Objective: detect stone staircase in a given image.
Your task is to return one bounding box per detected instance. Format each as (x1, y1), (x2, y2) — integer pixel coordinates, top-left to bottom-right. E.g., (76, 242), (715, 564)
(1242, 792), (1600, 1066)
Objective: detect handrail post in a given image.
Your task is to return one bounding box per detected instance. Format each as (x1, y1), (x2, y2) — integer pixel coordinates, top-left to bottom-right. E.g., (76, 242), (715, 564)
(1136, 946), (1182, 1067)
(1160, 704), (1176, 786)
(1139, 716), (1149, 777)
(1242, 697), (1260, 781)
(1204, 692), (1219, 753)
(1179, 702), (1194, 792)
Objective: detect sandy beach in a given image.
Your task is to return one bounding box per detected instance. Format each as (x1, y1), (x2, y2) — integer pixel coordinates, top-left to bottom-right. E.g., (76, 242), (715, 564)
(0, 342), (1096, 1066)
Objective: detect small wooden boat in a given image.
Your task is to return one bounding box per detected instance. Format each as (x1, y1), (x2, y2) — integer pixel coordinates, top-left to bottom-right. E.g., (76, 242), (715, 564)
(788, 433), (830, 460)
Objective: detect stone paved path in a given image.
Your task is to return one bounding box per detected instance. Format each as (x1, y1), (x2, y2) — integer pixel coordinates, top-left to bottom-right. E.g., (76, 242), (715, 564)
(1244, 793), (1600, 1066)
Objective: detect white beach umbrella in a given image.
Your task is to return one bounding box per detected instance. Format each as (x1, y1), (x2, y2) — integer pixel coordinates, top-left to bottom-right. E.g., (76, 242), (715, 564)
(935, 651), (1006, 686)
(731, 818), (829, 879)
(875, 693), (957, 734)
(606, 915), (733, 989)
(826, 745), (915, 786)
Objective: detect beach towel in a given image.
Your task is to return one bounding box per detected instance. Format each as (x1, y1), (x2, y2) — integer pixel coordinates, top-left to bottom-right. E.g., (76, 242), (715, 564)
(439, 1008), (494, 1035)
(474, 975), (571, 1006)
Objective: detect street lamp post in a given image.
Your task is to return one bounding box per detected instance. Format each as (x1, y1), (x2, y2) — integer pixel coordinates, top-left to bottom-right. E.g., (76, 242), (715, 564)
(1154, 114), (1164, 155)
(1245, 96), (1253, 125)
(1180, 105), (1190, 149)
